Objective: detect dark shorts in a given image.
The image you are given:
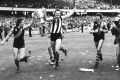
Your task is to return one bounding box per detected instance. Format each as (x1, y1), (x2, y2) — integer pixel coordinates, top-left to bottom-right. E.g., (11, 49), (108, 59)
(114, 37), (120, 44)
(13, 40), (25, 49)
(94, 36), (104, 43)
(50, 33), (62, 41)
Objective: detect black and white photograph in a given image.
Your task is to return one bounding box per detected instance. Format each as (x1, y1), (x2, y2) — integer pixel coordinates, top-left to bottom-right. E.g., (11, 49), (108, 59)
(0, 0), (120, 80)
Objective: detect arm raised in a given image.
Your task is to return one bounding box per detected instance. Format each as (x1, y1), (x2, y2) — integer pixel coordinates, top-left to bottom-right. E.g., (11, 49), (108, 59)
(1, 27), (14, 45)
(62, 7), (76, 19)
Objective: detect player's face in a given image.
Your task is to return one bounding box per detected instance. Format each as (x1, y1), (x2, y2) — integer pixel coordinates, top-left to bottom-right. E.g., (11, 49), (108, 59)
(55, 11), (61, 18)
(21, 20), (25, 25)
(19, 20), (24, 28)
(96, 16), (101, 22)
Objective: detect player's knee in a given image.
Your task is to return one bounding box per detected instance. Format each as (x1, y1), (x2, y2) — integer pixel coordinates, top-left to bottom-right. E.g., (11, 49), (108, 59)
(56, 45), (61, 51)
(19, 53), (25, 59)
(14, 55), (18, 59)
(55, 47), (59, 52)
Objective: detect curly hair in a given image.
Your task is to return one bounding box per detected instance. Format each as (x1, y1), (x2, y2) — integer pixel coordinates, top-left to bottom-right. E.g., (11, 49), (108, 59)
(96, 13), (103, 19)
(15, 18), (24, 27)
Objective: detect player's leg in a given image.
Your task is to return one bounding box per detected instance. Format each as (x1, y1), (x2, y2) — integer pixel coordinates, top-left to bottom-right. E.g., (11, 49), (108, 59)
(59, 45), (67, 62)
(94, 39), (104, 68)
(0, 32), (2, 40)
(97, 39), (104, 61)
(94, 41), (99, 68)
(59, 35), (67, 56)
(59, 46), (67, 56)
(48, 46), (53, 60)
(94, 38), (99, 61)
(19, 48), (31, 63)
(54, 39), (62, 69)
(116, 43), (120, 67)
(13, 48), (20, 72)
(51, 41), (56, 62)
(43, 26), (45, 35)
(39, 27), (42, 36)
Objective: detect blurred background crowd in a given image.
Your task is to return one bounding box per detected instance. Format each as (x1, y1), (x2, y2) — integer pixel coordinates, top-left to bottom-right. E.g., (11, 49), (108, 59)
(0, 0), (119, 9)
(0, 0), (119, 39)
(0, 13), (116, 39)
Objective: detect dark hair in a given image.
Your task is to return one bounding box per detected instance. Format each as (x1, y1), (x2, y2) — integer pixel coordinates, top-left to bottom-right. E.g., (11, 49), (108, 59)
(15, 18), (23, 27)
(96, 13), (103, 19)
(54, 9), (61, 15)
(93, 21), (98, 30)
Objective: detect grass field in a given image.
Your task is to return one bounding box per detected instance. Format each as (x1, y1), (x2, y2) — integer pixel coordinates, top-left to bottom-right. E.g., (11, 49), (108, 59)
(0, 31), (119, 80)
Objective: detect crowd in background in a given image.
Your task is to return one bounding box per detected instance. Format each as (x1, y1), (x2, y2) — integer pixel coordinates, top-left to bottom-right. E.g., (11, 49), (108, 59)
(0, 13), (116, 41)
(0, 0), (70, 9)
(0, 0), (119, 10)
(76, 0), (119, 9)
(63, 15), (115, 32)
(0, 16), (34, 40)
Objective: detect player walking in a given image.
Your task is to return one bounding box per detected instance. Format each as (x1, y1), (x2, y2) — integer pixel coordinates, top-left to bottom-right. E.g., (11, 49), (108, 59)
(1, 13), (36, 72)
(90, 13), (108, 68)
(44, 7), (76, 69)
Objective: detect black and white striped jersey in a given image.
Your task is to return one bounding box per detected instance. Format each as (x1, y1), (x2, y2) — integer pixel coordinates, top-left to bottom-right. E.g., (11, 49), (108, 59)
(50, 17), (62, 34)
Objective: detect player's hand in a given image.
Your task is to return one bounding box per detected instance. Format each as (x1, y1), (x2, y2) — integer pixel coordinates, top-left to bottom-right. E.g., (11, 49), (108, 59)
(94, 29), (98, 33)
(99, 28), (104, 32)
(42, 7), (47, 19)
(32, 12), (37, 19)
(42, 7), (46, 13)
(1, 41), (4, 45)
